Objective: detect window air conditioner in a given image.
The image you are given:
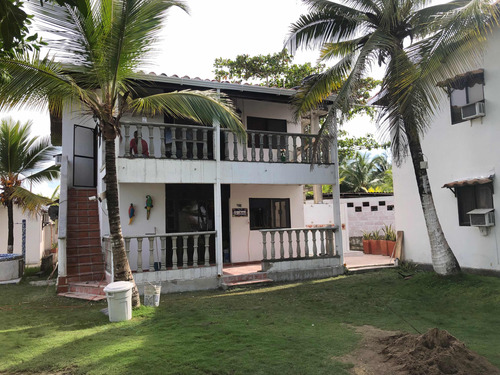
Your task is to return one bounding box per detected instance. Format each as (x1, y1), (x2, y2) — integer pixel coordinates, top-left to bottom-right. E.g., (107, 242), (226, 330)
(467, 208), (495, 227)
(461, 102), (485, 120)
(54, 153), (62, 165)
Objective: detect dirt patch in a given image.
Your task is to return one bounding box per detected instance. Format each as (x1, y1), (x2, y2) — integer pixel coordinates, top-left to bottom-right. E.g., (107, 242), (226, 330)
(340, 326), (500, 375)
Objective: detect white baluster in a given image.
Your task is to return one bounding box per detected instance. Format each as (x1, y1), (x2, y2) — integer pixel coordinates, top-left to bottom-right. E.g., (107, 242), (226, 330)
(182, 235), (188, 267)
(172, 236), (178, 269)
(137, 237), (143, 272)
(193, 235), (199, 267)
(161, 236), (167, 270)
(262, 232), (268, 260)
(148, 237), (155, 271)
(270, 231), (276, 260)
(204, 234), (210, 265)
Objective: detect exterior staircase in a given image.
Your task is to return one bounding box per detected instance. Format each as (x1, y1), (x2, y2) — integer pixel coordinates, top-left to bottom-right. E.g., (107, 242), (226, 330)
(57, 188), (107, 300)
(222, 272), (273, 289)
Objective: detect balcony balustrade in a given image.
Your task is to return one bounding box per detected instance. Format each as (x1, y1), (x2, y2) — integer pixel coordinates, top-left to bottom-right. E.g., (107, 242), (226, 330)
(120, 121), (332, 164)
(260, 226), (338, 261)
(102, 231), (216, 274)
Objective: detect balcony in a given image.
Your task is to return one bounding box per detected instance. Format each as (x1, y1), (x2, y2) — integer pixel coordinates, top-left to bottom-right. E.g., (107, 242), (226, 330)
(116, 121), (336, 185)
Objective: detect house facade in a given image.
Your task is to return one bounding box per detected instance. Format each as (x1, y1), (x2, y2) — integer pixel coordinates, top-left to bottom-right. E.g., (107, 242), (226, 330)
(55, 74), (344, 294)
(393, 30), (500, 274)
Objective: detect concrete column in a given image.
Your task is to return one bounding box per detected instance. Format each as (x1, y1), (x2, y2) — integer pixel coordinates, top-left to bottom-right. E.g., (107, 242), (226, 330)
(328, 111), (344, 265)
(214, 89), (223, 276)
(311, 111), (323, 204)
(57, 155), (69, 278)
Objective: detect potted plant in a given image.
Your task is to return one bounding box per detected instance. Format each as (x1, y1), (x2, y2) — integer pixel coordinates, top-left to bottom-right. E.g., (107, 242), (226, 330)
(362, 231), (372, 254)
(381, 224), (397, 256)
(370, 230), (383, 255)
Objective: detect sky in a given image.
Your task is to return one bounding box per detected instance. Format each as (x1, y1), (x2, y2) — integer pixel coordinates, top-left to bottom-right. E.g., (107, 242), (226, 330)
(0, 0), (384, 196)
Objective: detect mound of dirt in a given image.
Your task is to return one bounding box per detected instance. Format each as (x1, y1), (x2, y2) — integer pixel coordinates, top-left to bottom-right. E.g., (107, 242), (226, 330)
(380, 328), (500, 375)
(340, 326), (500, 375)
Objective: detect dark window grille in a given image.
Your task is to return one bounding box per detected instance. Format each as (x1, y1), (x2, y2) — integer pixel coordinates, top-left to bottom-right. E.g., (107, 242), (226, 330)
(249, 198), (290, 230)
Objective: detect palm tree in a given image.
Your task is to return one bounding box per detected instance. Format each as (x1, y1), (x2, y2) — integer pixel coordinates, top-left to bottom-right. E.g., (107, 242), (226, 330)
(0, 0), (245, 307)
(0, 118), (59, 253)
(340, 151), (380, 192)
(287, 0), (499, 275)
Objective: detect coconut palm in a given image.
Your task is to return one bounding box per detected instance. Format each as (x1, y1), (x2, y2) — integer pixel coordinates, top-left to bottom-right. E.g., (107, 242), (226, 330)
(0, 118), (59, 253)
(340, 151), (380, 192)
(287, 0), (499, 275)
(0, 0), (245, 307)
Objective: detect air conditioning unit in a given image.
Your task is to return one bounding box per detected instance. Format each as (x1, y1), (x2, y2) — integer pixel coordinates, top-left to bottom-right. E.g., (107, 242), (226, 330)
(53, 153), (62, 165)
(467, 208), (495, 227)
(461, 102), (485, 120)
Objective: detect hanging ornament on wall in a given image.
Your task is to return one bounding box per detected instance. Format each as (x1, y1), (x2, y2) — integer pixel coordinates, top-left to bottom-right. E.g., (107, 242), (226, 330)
(128, 203), (135, 224)
(145, 195), (153, 220)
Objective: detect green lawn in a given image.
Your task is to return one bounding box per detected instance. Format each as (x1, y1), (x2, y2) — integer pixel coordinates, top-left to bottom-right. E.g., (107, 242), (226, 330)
(1, 269), (499, 374)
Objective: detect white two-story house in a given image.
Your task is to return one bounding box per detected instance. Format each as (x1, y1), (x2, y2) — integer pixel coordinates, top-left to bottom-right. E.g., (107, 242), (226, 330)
(393, 30), (500, 274)
(55, 74), (344, 295)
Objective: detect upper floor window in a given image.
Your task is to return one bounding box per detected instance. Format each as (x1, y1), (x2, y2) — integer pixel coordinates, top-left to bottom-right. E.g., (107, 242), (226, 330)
(443, 70), (485, 125)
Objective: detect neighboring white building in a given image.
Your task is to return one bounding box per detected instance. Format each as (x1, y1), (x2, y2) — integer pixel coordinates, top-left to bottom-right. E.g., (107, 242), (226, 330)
(393, 30), (500, 273)
(0, 206), (56, 266)
(55, 74), (344, 294)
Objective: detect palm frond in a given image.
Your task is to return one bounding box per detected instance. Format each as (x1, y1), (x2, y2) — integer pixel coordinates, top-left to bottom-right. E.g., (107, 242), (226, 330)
(22, 165), (60, 185)
(129, 90), (246, 141)
(291, 55), (352, 117)
(286, 4), (363, 53)
(0, 52), (93, 113)
(319, 36), (368, 61)
(10, 186), (54, 216)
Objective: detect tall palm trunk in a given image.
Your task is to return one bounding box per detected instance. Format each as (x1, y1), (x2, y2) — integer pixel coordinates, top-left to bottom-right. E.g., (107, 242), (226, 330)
(404, 122), (460, 275)
(7, 198), (14, 253)
(105, 137), (140, 307)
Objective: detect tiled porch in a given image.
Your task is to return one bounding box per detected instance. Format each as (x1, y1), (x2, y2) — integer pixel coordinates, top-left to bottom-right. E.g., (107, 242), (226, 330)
(222, 252), (396, 277)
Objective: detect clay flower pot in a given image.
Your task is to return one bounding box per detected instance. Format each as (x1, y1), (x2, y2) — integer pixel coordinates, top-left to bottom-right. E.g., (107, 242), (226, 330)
(363, 240), (371, 254)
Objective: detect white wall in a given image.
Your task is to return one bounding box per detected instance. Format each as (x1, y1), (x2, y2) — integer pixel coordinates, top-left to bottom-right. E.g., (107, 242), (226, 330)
(111, 183), (166, 270)
(0, 206), (44, 265)
(393, 30), (500, 271)
(229, 184), (304, 263)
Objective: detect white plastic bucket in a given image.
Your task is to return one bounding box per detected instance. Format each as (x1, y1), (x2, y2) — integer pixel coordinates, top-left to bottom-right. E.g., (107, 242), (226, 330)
(103, 281), (134, 322)
(144, 284), (161, 307)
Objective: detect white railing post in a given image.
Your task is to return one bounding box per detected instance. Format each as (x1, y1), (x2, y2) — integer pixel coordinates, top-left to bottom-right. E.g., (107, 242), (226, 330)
(137, 237), (143, 272)
(262, 232), (268, 260)
(182, 235), (188, 268)
(161, 236), (167, 270)
(270, 231), (276, 260)
(148, 237), (155, 271)
(172, 236), (178, 269)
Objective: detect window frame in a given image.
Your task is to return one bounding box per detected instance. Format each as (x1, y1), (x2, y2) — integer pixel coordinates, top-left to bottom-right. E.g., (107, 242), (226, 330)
(456, 182), (494, 226)
(447, 72), (485, 125)
(249, 198), (291, 231)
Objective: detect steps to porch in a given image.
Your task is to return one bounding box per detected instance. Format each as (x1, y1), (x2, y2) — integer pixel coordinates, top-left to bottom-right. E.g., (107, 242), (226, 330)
(58, 281), (107, 301)
(58, 188), (107, 301)
(222, 263), (273, 289)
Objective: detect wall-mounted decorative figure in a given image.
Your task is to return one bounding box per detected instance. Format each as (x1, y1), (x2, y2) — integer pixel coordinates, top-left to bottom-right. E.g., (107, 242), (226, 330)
(145, 195), (153, 220)
(128, 203), (135, 224)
